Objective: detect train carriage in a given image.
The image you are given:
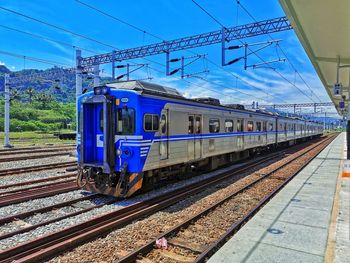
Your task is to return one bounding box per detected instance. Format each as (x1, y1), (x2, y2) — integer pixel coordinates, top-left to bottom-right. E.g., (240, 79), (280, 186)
(77, 81), (323, 198)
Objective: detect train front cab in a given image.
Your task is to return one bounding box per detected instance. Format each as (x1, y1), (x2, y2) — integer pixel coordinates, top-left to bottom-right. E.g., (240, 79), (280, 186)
(77, 87), (144, 198)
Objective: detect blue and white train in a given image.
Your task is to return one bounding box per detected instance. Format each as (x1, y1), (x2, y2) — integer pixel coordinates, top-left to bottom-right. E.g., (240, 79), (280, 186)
(76, 81), (323, 197)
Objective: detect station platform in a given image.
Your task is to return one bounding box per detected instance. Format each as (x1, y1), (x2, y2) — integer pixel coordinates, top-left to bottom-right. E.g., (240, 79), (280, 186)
(208, 133), (349, 263)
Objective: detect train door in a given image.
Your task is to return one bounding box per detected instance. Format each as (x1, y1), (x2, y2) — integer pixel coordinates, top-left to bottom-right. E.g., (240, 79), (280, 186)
(188, 115), (195, 161)
(82, 96), (115, 173)
(159, 109), (168, 160)
(263, 121), (267, 145)
(237, 119), (244, 149)
(194, 115), (202, 159)
(293, 123), (296, 137)
(82, 103), (104, 164)
(275, 118), (278, 143)
(284, 122), (287, 140)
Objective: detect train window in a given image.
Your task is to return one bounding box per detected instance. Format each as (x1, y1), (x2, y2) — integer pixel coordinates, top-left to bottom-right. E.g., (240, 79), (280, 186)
(116, 108), (135, 135)
(195, 116), (201, 134)
(78, 109), (82, 133)
(237, 119), (243, 132)
(256, 122), (262, 132)
(160, 114), (167, 134)
(268, 123), (273, 131)
(247, 121), (254, 132)
(99, 109), (103, 132)
(284, 123), (287, 131)
(143, 114), (159, 132)
(144, 115), (152, 131)
(153, 115), (159, 130)
(209, 119), (220, 133)
(263, 122), (267, 132)
(188, 116), (194, 134)
(225, 120), (234, 132)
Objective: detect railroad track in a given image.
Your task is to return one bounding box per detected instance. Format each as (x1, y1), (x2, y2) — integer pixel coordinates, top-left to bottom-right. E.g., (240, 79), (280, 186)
(0, 144), (75, 153)
(0, 161), (76, 177)
(0, 147), (75, 157)
(0, 194), (99, 225)
(0, 152), (74, 163)
(0, 173), (76, 190)
(0, 180), (78, 208)
(0, 194), (115, 242)
(0, 134), (337, 263)
(118, 134), (338, 263)
(0, 173), (76, 196)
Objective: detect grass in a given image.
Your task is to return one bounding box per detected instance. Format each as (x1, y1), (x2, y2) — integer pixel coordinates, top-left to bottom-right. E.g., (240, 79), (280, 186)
(0, 131), (75, 147)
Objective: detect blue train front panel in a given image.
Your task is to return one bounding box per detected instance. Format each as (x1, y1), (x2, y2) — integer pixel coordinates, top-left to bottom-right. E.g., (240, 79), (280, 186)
(77, 85), (165, 197)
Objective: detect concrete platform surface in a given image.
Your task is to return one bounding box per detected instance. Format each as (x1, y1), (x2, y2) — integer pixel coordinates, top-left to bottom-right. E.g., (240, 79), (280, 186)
(208, 133), (346, 263)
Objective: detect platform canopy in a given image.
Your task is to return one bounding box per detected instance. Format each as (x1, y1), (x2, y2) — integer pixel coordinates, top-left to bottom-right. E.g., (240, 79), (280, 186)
(279, 0), (350, 116)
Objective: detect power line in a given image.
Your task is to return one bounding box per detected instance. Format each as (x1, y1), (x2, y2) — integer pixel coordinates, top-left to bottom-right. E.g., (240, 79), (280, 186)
(191, 0), (317, 103)
(0, 50), (71, 67)
(0, 4), (268, 103)
(0, 24), (97, 55)
(0, 6), (116, 50)
(74, 0), (282, 102)
(237, 1), (323, 103)
(74, 0), (163, 41)
(191, 0), (226, 28)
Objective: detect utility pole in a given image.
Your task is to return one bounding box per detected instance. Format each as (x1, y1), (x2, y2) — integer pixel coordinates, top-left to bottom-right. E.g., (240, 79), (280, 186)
(347, 71), (350, 159)
(75, 49), (82, 97)
(3, 74), (11, 148)
(75, 49), (82, 136)
(93, 64), (100, 87)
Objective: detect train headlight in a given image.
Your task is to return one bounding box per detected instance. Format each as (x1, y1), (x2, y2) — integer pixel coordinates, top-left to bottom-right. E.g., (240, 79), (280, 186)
(116, 148), (122, 156)
(101, 86), (110, 95)
(94, 87), (102, 95)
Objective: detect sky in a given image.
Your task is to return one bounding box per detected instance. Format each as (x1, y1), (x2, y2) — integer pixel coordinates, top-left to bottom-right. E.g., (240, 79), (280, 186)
(0, 0), (338, 116)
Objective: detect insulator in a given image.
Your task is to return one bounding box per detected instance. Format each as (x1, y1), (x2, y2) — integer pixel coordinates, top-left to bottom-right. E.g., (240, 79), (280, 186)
(170, 68), (180, 75)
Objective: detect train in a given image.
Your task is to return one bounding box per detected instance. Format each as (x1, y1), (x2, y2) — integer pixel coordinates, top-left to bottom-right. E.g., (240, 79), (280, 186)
(76, 81), (323, 197)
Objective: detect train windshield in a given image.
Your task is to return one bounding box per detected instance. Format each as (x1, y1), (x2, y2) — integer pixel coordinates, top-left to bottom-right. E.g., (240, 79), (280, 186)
(116, 108), (135, 135)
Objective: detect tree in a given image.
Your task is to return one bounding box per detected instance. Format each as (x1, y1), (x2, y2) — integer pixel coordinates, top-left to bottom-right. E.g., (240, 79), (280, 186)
(26, 87), (35, 104)
(10, 89), (21, 104)
(36, 92), (54, 109)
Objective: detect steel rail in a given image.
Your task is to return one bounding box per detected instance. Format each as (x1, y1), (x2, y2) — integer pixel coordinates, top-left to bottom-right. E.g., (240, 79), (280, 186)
(0, 173), (76, 190)
(0, 147), (75, 156)
(0, 144), (75, 153)
(0, 152), (72, 163)
(0, 194), (98, 225)
(0, 181), (78, 208)
(0, 161), (76, 177)
(0, 198), (116, 241)
(117, 134), (337, 263)
(0, 150), (287, 263)
(193, 135), (337, 262)
(0, 177), (76, 196)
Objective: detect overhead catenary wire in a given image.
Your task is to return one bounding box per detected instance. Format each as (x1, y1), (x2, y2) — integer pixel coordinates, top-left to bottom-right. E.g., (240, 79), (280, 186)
(191, 0), (317, 103)
(0, 4), (268, 103)
(74, 0), (163, 41)
(74, 0), (282, 102)
(236, 1), (323, 103)
(0, 50), (71, 67)
(0, 24), (98, 55)
(0, 6), (116, 50)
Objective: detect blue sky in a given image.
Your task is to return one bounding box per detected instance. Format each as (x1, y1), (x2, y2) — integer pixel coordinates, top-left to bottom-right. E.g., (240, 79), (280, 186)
(0, 0), (336, 115)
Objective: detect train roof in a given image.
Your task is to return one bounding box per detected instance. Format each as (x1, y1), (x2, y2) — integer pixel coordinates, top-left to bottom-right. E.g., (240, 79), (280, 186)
(107, 80), (184, 98)
(104, 81), (322, 124)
